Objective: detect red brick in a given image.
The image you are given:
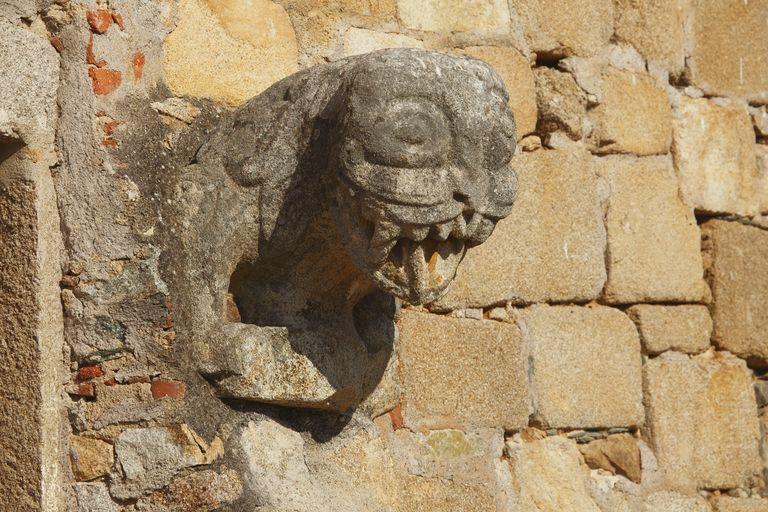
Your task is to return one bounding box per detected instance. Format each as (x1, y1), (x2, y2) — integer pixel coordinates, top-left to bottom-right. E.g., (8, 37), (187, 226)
(66, 383), (96, 398)
(86, 34), (106, 68)
(112, 12), (124, 31)
(132, 52), (145, 81)
(76, 366), (104, 382)
(89, 68), (121, 95)
(86, 9), (112, 34)
(151, 379), (186, 399)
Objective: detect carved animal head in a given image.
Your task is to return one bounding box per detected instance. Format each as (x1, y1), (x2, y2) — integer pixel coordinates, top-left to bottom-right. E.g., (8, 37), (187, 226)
(200, 49), (517, 306)
(331, 50), (518, 304)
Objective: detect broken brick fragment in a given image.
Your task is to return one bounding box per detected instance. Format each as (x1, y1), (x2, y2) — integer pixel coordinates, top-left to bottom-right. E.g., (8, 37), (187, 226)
(89, 68), (121, 95)
(50, 36), (64, 53)
(76, 365), (105, 382)
(151, 379), (186, 399)
(86, 34), (106, 68)
(157, 298), (175, 329)
(103, 120), (120, 136)
(86, 9), (112, 33)
(102, 119), (120, 147)
(388, 404), (404, 430)
(66, 383), (96, 398)
(112, 12), (124, 31)
(60, 274), (80, 288)
(132, 52), (145, 81)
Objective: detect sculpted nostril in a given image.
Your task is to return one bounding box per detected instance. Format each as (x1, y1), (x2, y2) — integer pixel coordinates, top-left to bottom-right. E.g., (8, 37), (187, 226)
(453, 191), (469, 203)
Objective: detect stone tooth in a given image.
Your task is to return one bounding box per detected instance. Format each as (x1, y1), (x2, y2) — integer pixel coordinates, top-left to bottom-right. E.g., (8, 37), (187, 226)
(451, 214), (468, 239)
(404, 224), (430, 242)
(468, 217), (496, 245)
(465, 212), (482, 240)
(404, 240), (429, 296)
(370, 220), (400, 248)
(432, 221), (452, 241)
(369, 220), (400, 263)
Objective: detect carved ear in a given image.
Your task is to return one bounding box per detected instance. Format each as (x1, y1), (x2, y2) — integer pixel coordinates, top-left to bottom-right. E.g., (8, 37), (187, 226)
(194, 62), (353, 252)
(197, 65), (351, 190)
(219, 79), (305, 188)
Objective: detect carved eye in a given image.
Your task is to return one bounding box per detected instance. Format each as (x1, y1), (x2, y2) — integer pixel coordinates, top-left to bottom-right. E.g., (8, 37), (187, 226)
(362, 98), (451, 168)
(392, 111), (431, 144)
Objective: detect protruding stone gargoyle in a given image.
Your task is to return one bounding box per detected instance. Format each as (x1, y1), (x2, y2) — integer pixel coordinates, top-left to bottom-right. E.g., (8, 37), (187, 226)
(171, 49), (518, 413)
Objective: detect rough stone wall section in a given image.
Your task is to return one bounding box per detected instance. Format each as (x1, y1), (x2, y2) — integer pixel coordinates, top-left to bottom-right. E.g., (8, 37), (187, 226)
(2, 0), (768, 511)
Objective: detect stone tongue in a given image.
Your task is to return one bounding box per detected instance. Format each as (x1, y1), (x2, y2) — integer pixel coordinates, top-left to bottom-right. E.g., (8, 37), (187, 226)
(403, 239), (430, 296)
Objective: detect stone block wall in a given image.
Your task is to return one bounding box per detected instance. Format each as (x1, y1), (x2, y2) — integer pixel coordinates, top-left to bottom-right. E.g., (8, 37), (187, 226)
(1, 0), (767, 510)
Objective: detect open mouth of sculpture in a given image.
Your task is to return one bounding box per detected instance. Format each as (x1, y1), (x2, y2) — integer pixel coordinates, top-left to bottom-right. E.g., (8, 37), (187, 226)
(368, 212), (488, 304)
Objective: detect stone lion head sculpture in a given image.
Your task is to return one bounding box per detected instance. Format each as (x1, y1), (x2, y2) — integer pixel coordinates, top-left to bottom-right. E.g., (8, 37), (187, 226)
(333, 50), (518, 304)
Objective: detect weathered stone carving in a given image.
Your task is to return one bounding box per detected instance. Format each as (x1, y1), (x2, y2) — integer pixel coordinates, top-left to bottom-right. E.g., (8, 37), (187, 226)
(171, 49), (517, 412)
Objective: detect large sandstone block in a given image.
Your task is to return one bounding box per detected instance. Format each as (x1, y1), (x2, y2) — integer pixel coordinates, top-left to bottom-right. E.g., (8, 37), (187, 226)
(235, 416), (508, 511)
(513, 304), (644, 429)
(135, 469), (243, 511)
(342, 27), (423, 57)
(398, 310), (530, 431)
(506, 436), (601, 512)
(435, 148), (606, 308)
(388, 428), (505, 487)
(0, 177), (48, 512)
(672, 97), (760, 216)
(74, 483), (119, 512)
(687, 0), (768, 103)
(702, 220), (768, 364)
(711, 497), (768, 512)
(643, 352), (762, 491)
(644, 492), (712, 512)
(509, 0), (613, 58)
(626, 305), (711, 355)
(458, 46), (537, 139)
(613, 0), (686, 73)
(396, 0), (511, 35)
(397, 476), (499, 512)
(112, 425), (210, 499)
(0, 20), (59, 143)
(756, 144), (768, 214)
(163, 0), (298, 105)
(70, 436), (114, 482)
(589, 68), (672, 155)
(597, 156), (708, 304)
